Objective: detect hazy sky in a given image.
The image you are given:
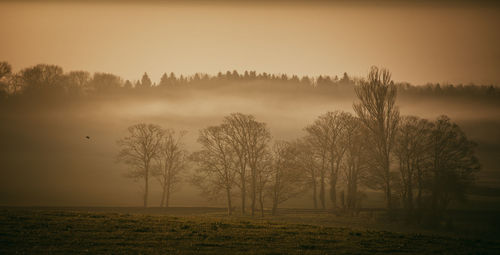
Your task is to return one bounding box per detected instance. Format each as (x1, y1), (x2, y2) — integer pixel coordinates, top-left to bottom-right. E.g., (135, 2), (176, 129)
(1, 1), (499, 85)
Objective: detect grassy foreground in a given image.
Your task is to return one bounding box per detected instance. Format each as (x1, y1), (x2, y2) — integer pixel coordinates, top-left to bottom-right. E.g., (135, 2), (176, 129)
(0, 208), (498, 254)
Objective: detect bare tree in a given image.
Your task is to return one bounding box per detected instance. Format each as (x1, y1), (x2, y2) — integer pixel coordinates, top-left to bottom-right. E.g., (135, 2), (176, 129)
(20, 64), (64, 93)
(0, 61), (12, 95)
(90, 72), (123, 93)
(305, 119), (329, 209)
(191, 125), (238, 215)
(256, 151), (273, 217)
(245, 117), (271, 216)
(425, 116), (480, 225)
(268, 141), (304, 215)
(393, 116), (432, 218)
(342, 113), (368, 211)
(65, 71), (91, 96)
(153, 129), (187, 208)
(296, 138), (320, 209)
(0, 61), (11, 80)
(117, 123), (164, 207)
(353, 66), (400, 209)
(222, 115), (249, 215)
(223, 113), (271, 216)
(306, 111), (348, 209)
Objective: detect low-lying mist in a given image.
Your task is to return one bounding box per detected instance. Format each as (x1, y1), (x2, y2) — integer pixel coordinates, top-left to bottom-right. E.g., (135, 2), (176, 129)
(0, 83), (499, 208)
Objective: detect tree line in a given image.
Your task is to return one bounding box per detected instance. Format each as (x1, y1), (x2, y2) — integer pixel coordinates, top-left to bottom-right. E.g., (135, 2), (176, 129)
(0, 61), (498, 101)
(117, 67), (480, 226)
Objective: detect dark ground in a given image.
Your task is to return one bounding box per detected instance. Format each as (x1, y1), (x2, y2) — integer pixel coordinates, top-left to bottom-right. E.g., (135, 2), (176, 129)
(1, 207), (499, 254)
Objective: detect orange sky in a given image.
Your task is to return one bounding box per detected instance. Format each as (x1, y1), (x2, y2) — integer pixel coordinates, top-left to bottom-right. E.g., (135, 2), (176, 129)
(1, 1), (499, 85)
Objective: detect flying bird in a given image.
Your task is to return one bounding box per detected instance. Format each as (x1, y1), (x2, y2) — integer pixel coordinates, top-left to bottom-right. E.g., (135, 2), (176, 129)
(85, 136), (90, 139)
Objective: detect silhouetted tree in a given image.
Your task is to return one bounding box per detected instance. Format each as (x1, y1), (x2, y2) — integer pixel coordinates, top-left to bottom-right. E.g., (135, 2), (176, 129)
(296, 138), (320, 209)
(159, 73), (169, 87)
(0, 61), (11, 80)
(393, 116), (432, 219)
(5, 74), (23, 95)
(20, 64), (64, 93)
(153, 129), (187, 208)
(306, 111), (348, 209)
(300, 76), (312, 86)
(0, 61), (12, 96)
(304, 122), (328, 209)
(353, 66), (399, 210)
(339, 72), (350, 86)
(90, 73), (122, 93)
(223, 113), (271, 216)
(66, 71), (90, 96)
(342, 113), (368, 211)
(140, 72), (152, 88)
(425, 116), (480, 225)
(256, 151), (273, 217)
(268, 141), (304, 215)
(117, 123), (164, 207)
(192, 125), (238, 215)
(123, 80), (133, 89)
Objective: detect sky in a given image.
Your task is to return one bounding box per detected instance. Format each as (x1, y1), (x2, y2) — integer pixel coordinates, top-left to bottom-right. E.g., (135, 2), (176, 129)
(1, 0), (500, 85)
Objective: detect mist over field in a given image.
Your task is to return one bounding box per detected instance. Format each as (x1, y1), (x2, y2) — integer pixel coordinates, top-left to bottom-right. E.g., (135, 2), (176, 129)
(1, 80), (499, 209)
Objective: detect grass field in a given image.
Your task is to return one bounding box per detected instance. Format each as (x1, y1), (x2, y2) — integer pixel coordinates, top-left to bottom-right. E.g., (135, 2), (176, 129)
(1, 208), (499, 254)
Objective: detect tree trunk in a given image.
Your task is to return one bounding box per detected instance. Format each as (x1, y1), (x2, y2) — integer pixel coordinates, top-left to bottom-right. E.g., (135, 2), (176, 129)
(347, 173), (357, 210)
(386, 181), (392, 209)
(352, 182), (357, 209)
(320, 172), (326, 209)
(417, 172), (422, 210)
(385, 155), (392, 210)
(240, 173), (246, 215)
(312, 180), (318, 210)
(226, 187), (232, 216)
(340, 190), (345, 209)
(407, 170), (414, 216)
(272, 171), (280, 215)
(251, 172), (256, 216)
(160, 185), (166, 207)
(259, 189), (264, 217)
(166, 184), (171, 208)
(329, 176), (337, 209)
(272, 201), (278, 216)
(144, 164), (149, 208)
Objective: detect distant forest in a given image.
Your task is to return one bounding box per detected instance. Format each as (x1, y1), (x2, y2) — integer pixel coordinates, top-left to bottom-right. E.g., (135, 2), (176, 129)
(0, 62), (499, 102)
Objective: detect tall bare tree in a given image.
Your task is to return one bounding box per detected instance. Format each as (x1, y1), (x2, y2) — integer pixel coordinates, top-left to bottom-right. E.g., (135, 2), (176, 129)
(342, 114), (368, 210)
(268, 141), (304, 215)
(393, 116), (432, 218)
(305, 118), (329, 209)
(296, 138), (320, 209)
(353, 66), (400, 209)
(117, 123), (164, 207)
(245, 117), (271, 216)
(256, 151), (273, 217)
(191, 125), (238, 215)
(154, 129), (187, 208)
(223, 113), (271, 216)
(222, 115), (249, 214)
(306, 111), (348, 209)
(425, 116), (480, 225)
